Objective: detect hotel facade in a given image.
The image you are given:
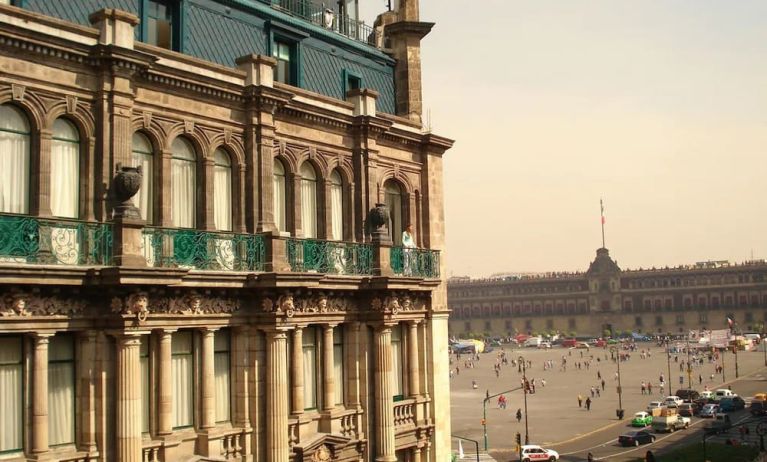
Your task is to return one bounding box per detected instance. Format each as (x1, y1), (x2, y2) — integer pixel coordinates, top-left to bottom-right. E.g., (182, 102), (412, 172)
(448, 248), (767, 338)
(0, 1), (453, 462)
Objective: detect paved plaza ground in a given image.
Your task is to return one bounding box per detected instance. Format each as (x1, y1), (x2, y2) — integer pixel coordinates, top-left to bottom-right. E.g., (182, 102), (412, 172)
(448, 342), (767, 459)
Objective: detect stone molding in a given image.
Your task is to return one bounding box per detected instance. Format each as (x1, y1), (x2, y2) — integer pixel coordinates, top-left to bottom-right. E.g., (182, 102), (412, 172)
(0, 291), (87, 317)
(262, 291), (355, 318)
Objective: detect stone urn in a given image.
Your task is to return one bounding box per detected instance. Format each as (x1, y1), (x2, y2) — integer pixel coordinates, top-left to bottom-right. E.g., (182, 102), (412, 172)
(113, 163), (143, 220)
(368, 203), (392, 244)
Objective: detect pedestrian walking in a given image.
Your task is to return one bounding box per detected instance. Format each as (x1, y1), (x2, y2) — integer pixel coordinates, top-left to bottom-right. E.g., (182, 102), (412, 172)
(578, 394), (583, 408)
(585, 397), (592, 411)
(516, 408), (522, 423)
(601, 379), (606, 391)
(590, 386), (595, 398)
(641, 382), (646, 395)
(699, 374), (703, 385)
(596, 388), (600, 397)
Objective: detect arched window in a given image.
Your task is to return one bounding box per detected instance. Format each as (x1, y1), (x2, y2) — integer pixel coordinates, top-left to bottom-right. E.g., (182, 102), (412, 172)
(171, 137), (196, 228)
(273, 159), (286, 231)
(132, 133), (153, 222)
(0, 104), (30, 214)
(300, 163), (317, 238)
(51, 118), (79, 218)
(384, 181), (403, 245)
(213, 149), (232, 231)
(329, 170), (344, 240)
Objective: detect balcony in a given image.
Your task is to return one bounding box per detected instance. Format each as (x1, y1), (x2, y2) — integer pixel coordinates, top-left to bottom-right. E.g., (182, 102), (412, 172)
(287, 238), (373, 275)
(0, 213), (112, 266)
(142, 227), (266, 272)
(390, 246), (440, 278)
(270, 0), (377, 46)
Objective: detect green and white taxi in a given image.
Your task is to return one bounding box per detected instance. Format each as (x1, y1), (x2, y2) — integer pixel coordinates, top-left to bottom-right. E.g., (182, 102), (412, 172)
(631, 411), (653, 427)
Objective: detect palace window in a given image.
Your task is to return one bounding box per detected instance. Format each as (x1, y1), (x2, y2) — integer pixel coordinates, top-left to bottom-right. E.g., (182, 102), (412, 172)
(505, 320), (512, 330)
(51, 119), (80, 218)
(0, 336), (22, 452)
(464, 322), (471, 333)
(745, 312), (754, 323)
(342, 69), (362, 96)
(384, 180), (404, 245)
(676, 314), (684, 325)
(484, 321), (491, 331)
(699, 312), (708, 324)
(170, 138), (196, 228)
(172, 331), (194, 428)
(132, 133), (154, 222)
(655, 316), (663, 326)
(141, 0), (180, 51)
(568, 318), (576, 329)
(303, 327), (318, 409)
(635, 316), (643, 327)
(333, 326), (344, 405)
(0, 104), (30, 214)
(273, 159), (287, 232)
(49, 334), (75, 445)
(329, 170), (344, 240)
(546, 319), (554, 330)
(300, 163), (318, 238)
(214, 330), (231, 422)
(273, 40), (297, 85)
(213, 149), (232, 231)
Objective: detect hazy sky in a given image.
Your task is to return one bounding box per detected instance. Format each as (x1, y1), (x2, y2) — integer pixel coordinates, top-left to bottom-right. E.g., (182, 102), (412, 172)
(361, 1), (767, 277)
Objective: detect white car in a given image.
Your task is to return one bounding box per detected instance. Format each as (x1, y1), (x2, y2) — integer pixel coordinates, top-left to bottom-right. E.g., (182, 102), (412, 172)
(520, 445), (559, 461)
(664, 395), (683, 407)
(647, 401), (665, 412)
(537, 341), (552, 349)
(714, 389), (734, 400)
(700, 390), (714, 400)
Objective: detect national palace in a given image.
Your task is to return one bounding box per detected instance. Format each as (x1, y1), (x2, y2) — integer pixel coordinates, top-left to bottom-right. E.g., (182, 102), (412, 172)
(0, 1), (453, 462)
(448, 247), (767, 338)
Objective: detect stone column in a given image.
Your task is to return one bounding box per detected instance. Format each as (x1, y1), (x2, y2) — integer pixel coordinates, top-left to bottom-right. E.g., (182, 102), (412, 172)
(200, 328), (217, 429)
(345, 322), (362, 409)
(407, 321), (420, 398)
(201, 158), (216, 231)
(233, 326), (250, 428)
(31, 333), (51, 456)
(322, 324), (336, 411)
(374, 325), (396, 462)
(115, 333), (143, 462)
(266, 330), (289, 462)
(291, 326), (304, 415)
(79, 331), (98, 454)
(411, 446), (422, 462)
(157, 330), (174, 435)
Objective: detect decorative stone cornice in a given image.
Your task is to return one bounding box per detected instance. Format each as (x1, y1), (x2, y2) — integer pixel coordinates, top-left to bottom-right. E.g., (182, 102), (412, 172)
(245, 85), (294, 113)
(0, 291), (87, 317)
(352, 115), (393, 140)
(262, 291), (356, 318)
(370, 292), (428, 316)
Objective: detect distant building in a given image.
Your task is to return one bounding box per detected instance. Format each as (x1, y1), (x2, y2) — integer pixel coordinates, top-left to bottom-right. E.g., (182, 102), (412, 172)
(0, 1), (453, 461)
(448, 248), (767, 337)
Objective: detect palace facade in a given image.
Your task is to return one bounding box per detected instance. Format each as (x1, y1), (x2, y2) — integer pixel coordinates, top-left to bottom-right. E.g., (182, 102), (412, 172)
(448, 248), (767, 338)
(0, 1), (453, 462)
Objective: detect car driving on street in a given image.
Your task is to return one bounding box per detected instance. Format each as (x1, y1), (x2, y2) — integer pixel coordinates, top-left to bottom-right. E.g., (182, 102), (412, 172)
(618, 430), (656, 447)
(519, 445), (559, 461)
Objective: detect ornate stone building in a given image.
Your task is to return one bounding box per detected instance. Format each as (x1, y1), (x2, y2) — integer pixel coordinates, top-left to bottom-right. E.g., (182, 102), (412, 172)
(0, 1), (452, 462)
(449, 248), (767, 337)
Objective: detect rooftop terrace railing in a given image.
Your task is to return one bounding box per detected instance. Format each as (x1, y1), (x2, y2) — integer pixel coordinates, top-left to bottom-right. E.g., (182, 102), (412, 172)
(391, 246), (440, 279)
(0, 213), (112, 266)
(271, 0), (377, 46)
(287, 237), (373, 275)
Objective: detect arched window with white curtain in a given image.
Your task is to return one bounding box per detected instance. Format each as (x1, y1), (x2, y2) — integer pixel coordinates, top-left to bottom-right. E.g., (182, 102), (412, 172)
(273, 159), (286, 232)
(0, 105), (30, 214)
(132, 133), (153, 222)
(171, 137), (196, 228)
(329, 170), (344, 241)
(51, 118), (79, 218)
(213, 149), (232, 231)
(300, 162), (317, 239)
(384, 181), (403, 245)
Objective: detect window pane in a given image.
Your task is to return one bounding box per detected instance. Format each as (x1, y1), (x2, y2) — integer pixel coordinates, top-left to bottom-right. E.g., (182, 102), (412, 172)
(213, 149), (232, 231)
(330, 171), (343, 240)
(303, 328), (317, 409)
(273, 159), (286, 231)
(49, 335), (75, 445)
(51, 119), (79, 218)
(0, 337), (22, 451)
(132, 133), (153, 222)
(214, 330), (230, 422)
(171, 138), (196, 228)
(147, 0), (172, 49)
(391, 325), (403, 397)
(300, 163), (317, 238)
(172, 332), (193, 428)
(0, 104), (30, 214)
(333, 326), (344, 405)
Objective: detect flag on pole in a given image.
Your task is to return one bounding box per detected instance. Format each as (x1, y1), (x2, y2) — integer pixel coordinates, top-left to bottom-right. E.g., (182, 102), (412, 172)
(458, 440), (465, 459)
(727, 317), (734, 328)
(600, 199), (605, 224)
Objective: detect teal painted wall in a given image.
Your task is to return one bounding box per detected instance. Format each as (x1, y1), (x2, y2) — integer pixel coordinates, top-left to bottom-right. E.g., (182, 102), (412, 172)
(20, 0), (396, 114)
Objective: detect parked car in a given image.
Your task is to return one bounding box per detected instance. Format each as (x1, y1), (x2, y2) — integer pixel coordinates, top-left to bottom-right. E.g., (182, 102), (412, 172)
(575, 342), (590, 349)
(664, 396), (684, 407)
(560, 339), (578, 348)
(700, 390), (714, 400)
(750, 399), (766, 417)
(651, 414), (690, 433)
(678, 402), (700, 417)
(647, 401), (665, 413)
(631, 412), (653, 427)
(537, 341), (552, 349)
(700, 404), (719, 418)
(618, 430), (656, 447)
(718, 396), (746, 412)
(519, 444), (559, 461)
(713, 389), (734, 401)
(675, 389), (701, 402)
(594, 339), (607, 348)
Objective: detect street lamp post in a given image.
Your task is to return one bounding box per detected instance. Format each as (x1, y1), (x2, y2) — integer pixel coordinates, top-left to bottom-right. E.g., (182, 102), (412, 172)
(610, 346), (624, 419)
(519, 355), (530, 444)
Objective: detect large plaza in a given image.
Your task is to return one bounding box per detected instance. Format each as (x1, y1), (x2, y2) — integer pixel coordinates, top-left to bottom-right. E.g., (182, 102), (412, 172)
(449, 343), (767, 459)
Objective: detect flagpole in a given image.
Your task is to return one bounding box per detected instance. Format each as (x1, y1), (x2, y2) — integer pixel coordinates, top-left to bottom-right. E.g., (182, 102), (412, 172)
(600, 199), (606, 249)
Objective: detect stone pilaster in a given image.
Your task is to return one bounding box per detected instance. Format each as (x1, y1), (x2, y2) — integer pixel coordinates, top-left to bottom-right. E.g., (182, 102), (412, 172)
(31, 333), (51, 456)
(200, 328), (217, 429)
(374, 325), (396, 462)
(201, 158), (216, 231)
(266, 330), (289, 462)
(115, 333), (143, 462)
(159, 149), (173, 227)
(34, 129), (53, 217)
(407, 321), (420, 398)
(291, 326), (304, 415)
(322, 324), (336, 411)
(79, 331), (98, 454)
(157, 330), (174, 435)
(233, 326), (250, 428)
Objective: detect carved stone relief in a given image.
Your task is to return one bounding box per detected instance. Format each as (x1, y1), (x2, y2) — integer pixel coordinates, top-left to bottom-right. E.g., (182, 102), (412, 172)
(0, 292), (87, 317)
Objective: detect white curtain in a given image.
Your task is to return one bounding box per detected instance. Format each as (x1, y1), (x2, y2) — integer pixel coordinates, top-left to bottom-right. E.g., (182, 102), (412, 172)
(214, 330), (230, 422)
(172, 332), (193, 428)
(49, 335), (75, 446)
(140, 336), (150, 434)
(132, 133), (154, 222)
(385, 182), (402, 245)
(300, 163), (317, 238)
(273, 159), (286, 232)
(171, 138), (196, 228)
(0, 337), (22, 452)
(302, 328), (317, 409)
(390, 325), (403, 397)
(0, 105), (30, 214)
(333, 326), (344, 405)
(330, 170), (343, 240)
(213, 149), (232, 231)
(51, 119), (79, 218)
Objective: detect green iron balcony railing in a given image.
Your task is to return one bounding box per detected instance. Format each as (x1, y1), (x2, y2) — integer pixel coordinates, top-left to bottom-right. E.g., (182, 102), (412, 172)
(142, 228), (266, 271)
(391, 246), (440, 278)
(287, 238), (373, 275)
(271, 0), (377, 46)
(0, 213), (113, 266)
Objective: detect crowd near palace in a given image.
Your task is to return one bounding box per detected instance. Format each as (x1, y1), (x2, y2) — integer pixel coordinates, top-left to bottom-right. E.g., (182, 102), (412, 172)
(0, 1), (453, 462)
(449, 248), (767, 337)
